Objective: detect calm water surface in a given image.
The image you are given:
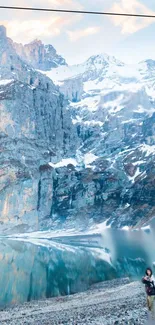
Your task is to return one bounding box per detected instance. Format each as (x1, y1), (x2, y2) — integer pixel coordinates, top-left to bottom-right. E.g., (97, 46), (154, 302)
(0, 225), (155, 308)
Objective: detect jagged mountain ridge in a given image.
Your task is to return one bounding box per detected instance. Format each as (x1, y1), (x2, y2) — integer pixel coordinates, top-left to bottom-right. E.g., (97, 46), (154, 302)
(0, 25), (155, 234)
(13, 39), (67, 71)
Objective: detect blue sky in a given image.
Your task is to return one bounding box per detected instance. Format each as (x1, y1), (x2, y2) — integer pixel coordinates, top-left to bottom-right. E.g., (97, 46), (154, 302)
(0, 0), (155, 64)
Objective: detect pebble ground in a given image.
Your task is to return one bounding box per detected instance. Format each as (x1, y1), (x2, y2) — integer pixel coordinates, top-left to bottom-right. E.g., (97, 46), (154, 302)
(0, 278), (151, 325)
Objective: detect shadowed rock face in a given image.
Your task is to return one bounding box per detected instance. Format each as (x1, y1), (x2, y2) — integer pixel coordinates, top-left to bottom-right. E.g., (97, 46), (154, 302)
(0, 26), (77, 234)
(0, 25), (155, 234)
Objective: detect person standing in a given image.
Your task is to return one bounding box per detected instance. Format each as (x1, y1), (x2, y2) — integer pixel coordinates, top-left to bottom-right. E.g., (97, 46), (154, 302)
(142, 267), (155, 322)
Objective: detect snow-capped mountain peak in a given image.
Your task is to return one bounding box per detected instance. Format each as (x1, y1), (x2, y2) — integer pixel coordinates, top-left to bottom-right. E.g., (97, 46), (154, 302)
(85, 53), (124, 68)
(42, 52), (125, 86)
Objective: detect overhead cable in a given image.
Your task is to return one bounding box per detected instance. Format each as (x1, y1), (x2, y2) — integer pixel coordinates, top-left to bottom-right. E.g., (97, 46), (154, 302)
(0, 6), (155, 18)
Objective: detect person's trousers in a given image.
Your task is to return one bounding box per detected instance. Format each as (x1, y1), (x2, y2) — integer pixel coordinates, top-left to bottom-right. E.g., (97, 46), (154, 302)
(147, 295), (155, 319)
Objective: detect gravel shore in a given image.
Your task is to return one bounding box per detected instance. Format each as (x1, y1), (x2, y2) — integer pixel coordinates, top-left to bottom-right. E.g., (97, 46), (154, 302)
(0, 278), (149, 325)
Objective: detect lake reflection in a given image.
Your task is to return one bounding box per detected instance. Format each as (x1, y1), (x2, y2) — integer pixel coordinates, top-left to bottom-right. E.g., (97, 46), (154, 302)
(0, 227), (154, 308)
(101, 227), (155, 265)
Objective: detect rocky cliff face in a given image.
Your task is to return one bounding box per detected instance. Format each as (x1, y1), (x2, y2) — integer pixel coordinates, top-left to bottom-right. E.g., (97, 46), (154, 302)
(0, 26), (77, 234)
(59, 77), (83, 102)
(14, 39), (67, 70)
(0, 25), (155, 234)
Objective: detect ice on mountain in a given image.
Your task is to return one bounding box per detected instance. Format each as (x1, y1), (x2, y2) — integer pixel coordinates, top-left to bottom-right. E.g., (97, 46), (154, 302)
(72, 118), (103, 127)
(84, 152), (98, 166)
(132, 160), (146, 166)
(128, 167), (142, 183)
(139, 144), (155, 157)
(49, 158), (78, 168)
(71, 95), (100, 112)
(0, 79), (14, 86)
(103, 94), (124, 114)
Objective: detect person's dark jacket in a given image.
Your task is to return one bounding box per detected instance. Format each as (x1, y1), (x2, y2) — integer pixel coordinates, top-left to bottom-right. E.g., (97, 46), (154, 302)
(142, 276), (155, 296)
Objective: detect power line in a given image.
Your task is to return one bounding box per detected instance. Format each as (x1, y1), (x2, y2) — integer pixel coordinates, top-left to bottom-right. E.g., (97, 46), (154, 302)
(0, 5), (155, 18)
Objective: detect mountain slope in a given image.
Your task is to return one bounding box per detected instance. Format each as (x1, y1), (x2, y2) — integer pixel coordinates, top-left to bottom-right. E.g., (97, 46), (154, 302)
(1, 26), (155, 234)
(40, 53), (155, 230)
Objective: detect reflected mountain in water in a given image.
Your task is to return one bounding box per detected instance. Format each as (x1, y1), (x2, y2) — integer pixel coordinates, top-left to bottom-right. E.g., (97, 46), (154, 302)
(0, 227), (155, 308)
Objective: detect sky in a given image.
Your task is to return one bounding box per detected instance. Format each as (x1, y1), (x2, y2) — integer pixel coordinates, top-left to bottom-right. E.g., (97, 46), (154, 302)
(0, 0), (155, 65)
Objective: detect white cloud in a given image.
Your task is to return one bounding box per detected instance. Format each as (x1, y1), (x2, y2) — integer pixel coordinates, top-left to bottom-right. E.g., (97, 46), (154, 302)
(1, 14), (82, 44)
(110, 0), (155, 34)
(67, 26), (100, 41)
(47, 0), (83, 9)
(3, 18), (61, 42)
(0, 0), (83, 43)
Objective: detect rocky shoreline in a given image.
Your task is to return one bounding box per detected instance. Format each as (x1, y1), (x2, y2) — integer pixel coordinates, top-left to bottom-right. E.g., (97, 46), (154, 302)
(0, 278), (149, 324)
